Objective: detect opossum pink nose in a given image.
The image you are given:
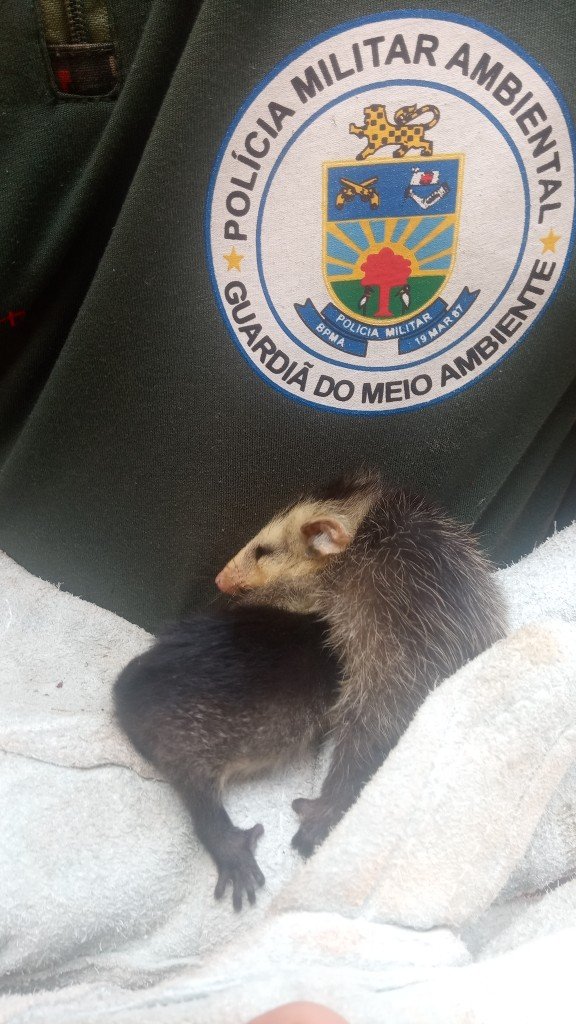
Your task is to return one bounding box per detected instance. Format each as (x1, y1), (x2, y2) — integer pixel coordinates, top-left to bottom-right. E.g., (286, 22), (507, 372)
(215, 567), (242, 594)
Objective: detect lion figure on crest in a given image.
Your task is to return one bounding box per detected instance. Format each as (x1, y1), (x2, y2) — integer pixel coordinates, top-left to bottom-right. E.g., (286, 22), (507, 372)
(349, 103), (441, 160)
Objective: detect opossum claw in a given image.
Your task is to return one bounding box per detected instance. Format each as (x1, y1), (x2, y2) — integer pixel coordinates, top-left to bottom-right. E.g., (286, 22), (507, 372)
(213, 823), (265, 910)
(291, 797), (333, 857)
(291, 819), (331, 858)
(292, 797), (314, 815)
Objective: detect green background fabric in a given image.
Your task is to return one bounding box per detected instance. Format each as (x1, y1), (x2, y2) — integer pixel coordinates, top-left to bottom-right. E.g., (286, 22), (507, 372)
(0, 0), (574, 631)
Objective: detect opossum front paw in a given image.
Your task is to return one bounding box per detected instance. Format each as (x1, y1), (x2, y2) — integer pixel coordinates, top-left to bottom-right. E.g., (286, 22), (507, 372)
(291, 797), (333, 858)
(213, 823), (265, 911)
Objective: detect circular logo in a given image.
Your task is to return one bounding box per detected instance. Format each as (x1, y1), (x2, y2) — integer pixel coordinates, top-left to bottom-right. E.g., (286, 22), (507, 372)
(207, 13), (575, 414)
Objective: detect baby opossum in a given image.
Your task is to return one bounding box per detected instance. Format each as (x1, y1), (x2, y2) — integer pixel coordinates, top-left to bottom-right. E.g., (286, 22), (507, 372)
(115, 470), (506, 910)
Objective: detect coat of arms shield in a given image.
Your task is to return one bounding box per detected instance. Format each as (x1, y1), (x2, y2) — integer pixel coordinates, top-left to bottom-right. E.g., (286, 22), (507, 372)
(323, 155), (463, 324)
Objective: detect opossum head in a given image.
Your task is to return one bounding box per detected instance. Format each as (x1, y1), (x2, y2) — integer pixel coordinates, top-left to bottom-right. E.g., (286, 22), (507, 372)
(215, 469), (380, 598)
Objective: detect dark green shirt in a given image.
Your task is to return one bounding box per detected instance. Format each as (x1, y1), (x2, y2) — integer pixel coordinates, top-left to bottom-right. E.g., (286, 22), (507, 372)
(1, 0), (574, 630)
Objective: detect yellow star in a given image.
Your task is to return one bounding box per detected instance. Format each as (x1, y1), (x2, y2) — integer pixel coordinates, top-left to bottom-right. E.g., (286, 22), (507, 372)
(540, 228), (561, 254)
(223, 247), (245, 271)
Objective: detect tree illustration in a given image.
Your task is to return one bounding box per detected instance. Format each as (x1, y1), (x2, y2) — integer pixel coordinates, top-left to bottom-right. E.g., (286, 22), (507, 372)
(360, 247), (412, 317)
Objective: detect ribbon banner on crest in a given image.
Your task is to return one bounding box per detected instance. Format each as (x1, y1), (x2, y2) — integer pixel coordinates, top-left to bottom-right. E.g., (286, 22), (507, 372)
(295, 287), (480, 357)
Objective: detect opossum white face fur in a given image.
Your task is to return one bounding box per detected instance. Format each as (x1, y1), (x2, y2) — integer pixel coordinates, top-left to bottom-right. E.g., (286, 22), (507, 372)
(215, 471), (380, 598)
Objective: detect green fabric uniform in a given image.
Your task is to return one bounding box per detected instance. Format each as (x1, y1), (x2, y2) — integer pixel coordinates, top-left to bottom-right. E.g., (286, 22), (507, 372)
(1, 0), (574, 631)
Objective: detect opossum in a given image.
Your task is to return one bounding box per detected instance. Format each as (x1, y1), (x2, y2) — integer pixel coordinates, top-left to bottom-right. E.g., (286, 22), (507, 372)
(114, 470), (506, 910)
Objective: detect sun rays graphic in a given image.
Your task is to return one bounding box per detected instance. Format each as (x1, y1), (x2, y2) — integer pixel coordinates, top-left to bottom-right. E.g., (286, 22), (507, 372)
(326, 214), (456, 277)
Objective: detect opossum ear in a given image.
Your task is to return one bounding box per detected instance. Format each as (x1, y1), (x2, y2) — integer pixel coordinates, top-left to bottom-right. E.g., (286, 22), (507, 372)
(301, 518), (351, 556)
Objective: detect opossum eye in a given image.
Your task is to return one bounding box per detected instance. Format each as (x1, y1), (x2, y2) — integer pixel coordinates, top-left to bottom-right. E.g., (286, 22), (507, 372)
(254, 544), (273, 560)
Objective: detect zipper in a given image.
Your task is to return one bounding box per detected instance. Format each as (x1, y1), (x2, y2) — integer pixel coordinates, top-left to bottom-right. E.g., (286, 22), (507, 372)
(64, 0), (90, 45)
(38, 0), (119, 97)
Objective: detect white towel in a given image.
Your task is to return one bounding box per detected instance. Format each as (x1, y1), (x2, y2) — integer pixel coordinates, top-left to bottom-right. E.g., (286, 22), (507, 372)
(0, 523), (575, 1022)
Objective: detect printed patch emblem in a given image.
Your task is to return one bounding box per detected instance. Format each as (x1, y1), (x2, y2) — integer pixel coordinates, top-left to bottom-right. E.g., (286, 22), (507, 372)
(206, 13), (575, 413)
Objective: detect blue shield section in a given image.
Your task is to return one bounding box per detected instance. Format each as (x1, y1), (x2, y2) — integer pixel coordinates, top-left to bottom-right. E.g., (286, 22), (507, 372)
(327, 157), (460, 221)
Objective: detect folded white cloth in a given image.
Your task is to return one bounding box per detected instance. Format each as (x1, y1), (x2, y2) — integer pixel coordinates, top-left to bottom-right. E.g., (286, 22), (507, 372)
(0, 523), (575, 1022)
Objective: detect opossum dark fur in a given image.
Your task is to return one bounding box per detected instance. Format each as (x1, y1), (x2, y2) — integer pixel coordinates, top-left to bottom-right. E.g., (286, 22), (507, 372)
(115, 469), (507, 910)
(114, 607), (340, 910)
